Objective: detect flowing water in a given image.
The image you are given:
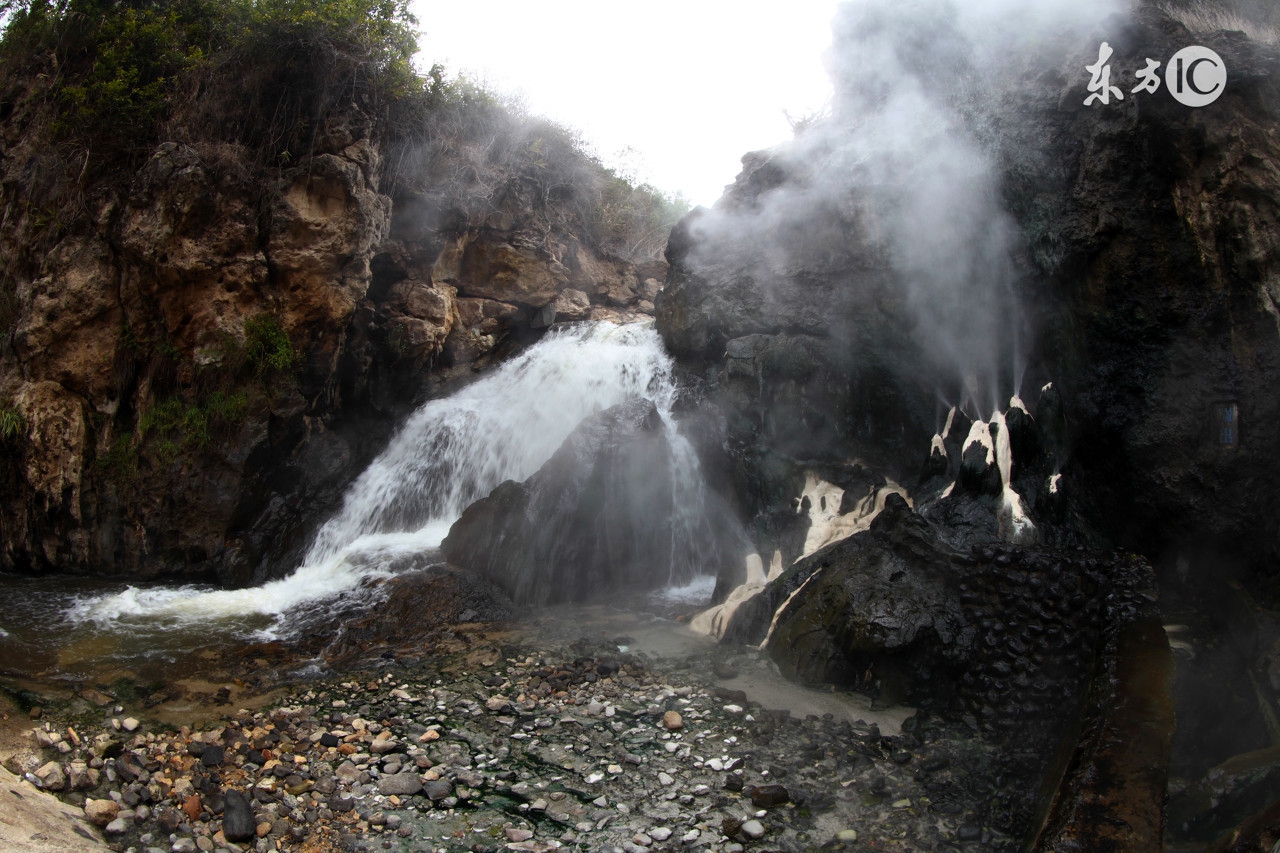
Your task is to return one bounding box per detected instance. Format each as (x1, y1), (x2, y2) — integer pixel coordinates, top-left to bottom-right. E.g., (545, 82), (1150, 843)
(0, 321), (721, 677)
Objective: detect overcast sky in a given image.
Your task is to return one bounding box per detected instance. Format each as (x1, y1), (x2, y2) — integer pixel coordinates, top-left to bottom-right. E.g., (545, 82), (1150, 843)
(410, 0), (841, 207)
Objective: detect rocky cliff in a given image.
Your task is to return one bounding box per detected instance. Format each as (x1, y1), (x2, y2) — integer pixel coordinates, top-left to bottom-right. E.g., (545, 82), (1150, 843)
(658, 5), (1280, 597)
(0, 9), (674, 585)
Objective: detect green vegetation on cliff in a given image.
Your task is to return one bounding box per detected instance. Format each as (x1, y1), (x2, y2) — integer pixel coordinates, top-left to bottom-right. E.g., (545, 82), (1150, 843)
(0, 0), (684, 255)
(0, 0), (418, 159)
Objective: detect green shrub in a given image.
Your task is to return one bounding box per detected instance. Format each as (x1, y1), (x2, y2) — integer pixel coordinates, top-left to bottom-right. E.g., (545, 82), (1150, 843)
(0, 402), (24, 442)
(592, 170), (690, 260)
(242, 314), (297, 377)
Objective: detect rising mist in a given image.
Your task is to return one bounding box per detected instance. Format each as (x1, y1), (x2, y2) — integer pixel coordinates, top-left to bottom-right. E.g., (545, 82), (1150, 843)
(681, 0), (1127, 417)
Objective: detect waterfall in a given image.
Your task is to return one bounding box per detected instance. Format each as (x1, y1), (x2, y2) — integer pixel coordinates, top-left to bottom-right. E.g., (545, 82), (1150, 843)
(73, 321), (707, 636)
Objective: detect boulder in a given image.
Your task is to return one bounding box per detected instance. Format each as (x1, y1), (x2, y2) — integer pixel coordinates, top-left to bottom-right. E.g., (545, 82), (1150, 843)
(763, 495), (966, 692)
(0, 766), (108, 852)
(444, 398), (739, 605)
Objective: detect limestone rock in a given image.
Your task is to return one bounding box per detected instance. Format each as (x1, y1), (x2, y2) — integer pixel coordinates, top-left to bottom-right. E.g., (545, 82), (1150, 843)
(553, 289), (592, 322)
(33, 761), (66, 792)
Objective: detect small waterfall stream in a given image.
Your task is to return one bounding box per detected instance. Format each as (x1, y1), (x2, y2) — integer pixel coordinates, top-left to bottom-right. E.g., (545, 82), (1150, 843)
(70, 321), (712, 641)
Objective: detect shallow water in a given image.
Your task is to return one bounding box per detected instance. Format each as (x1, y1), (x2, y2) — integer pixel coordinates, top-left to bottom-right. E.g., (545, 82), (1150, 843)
(0, 573), (235, 682)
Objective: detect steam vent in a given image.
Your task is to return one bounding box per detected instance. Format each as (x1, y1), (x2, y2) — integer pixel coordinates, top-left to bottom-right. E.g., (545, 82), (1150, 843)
(2, 0), (1280, 851)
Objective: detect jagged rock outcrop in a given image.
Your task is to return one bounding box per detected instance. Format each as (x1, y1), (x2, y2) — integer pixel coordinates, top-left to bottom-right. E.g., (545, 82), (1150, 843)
(442, 398), (740, 605)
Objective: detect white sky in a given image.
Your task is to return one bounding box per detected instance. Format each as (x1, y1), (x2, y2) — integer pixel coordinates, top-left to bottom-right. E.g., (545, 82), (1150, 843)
(411, 0), (841, 207)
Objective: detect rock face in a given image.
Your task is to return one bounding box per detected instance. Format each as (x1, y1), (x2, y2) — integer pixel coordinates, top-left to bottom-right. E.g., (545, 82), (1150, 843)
(999, 18), (1280, 585)
(0, 95), (666, 585)
(443, 398), (739, 605)
(656, 7), (1280, 594)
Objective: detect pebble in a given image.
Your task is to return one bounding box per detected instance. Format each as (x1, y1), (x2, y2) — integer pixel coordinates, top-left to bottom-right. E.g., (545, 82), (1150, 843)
(84, 798), (119, 827)
(376, 773), (423, 796)
(14, 639), (1029, 853)
(748, 783), (790, 808)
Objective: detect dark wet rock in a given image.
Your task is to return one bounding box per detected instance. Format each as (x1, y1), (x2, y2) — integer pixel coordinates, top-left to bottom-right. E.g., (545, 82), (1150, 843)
(1026, 618), (1173, 853)
(422, 779), (453, 801)
(747, 783), (791, 808)
(712, 660), (740, 679)
(958, 429), (1002, 497)
(199, 745), (224, 767)
(1168, 745), (1280, 843)
(329, 793), (356, 813)
(222, 788), (256, 842)
(444, 398), (739, 605)
(318, 566), (514, 666)
(762, 495), (967, 693)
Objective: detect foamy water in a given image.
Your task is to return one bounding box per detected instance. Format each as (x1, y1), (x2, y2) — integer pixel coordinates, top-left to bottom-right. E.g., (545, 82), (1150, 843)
(71, 321), (718, 640)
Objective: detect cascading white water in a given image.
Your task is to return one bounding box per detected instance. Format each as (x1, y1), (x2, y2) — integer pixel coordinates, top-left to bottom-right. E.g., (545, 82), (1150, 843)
(74, 321), (710, 636)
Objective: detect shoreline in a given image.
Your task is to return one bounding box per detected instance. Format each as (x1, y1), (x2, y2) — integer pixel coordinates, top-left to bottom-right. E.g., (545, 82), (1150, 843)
(1, 616), (1035, 853)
